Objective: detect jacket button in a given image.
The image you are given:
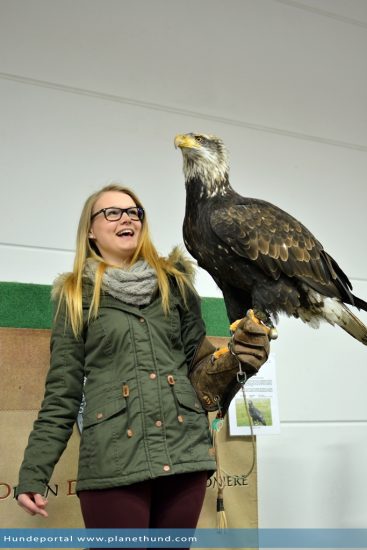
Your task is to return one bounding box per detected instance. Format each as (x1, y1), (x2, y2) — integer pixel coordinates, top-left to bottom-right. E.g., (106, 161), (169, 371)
(155, 420), (162, 427)
(163, 465), (170, 472)
(139, 317), (145, 323)
(149, 373), (157, 380)
(96, 412), (103, 420)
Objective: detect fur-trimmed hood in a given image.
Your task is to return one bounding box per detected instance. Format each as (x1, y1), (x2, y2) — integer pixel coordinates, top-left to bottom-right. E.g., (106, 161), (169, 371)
(166, 245), (196, 282)
(51, 271), (71, 301)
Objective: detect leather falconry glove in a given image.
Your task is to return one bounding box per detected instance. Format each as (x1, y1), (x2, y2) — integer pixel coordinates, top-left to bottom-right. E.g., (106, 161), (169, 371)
(189, 312), (270, 416)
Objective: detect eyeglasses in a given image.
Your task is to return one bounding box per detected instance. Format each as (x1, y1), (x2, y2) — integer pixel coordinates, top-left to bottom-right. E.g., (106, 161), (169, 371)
(91, 206), (145, 222)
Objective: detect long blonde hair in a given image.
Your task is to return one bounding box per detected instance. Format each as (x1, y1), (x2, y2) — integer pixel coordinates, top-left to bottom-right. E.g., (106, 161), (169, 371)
(56, 184), (194, 337)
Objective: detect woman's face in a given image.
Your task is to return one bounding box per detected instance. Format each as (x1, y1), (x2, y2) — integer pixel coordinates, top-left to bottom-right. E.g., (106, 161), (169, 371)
(89, 191), (143, 266)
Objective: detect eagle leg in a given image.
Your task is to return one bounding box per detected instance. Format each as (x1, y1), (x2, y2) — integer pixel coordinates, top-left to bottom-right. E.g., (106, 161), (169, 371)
(230, 309), (278, 340)
(213, 309), (278, 360)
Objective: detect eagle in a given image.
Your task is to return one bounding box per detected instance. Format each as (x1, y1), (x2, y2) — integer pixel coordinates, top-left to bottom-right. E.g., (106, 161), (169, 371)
(174, 132), (367, 345)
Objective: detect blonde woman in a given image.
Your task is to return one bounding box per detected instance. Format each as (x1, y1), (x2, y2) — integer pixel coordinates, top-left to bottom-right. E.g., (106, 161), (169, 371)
(16, 184), (269, 544)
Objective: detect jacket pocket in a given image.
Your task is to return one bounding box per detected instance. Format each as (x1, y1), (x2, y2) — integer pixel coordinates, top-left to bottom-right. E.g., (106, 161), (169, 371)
(82, 398), (126, 428)
(167, 374), (205, 424)
(78, 396), (130, 480)
(175, 389), (205, 414)
(166, 388), (213, 464)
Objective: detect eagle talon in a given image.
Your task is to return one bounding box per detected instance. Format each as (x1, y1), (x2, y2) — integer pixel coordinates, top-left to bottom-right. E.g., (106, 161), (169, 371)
(249, 308), (268, 325)
(230, 309), (278, 340)
(213, 346), (230, 359)
(229, 318), (242, 332)
(250, 309), (279, 340)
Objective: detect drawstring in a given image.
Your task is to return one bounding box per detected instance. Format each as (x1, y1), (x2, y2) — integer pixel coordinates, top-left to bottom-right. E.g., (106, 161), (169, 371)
(167, 375), (184, 423)
(211, 400), (228, 531)
(122, 384), (133, 437)
(213, 428), (228, 530)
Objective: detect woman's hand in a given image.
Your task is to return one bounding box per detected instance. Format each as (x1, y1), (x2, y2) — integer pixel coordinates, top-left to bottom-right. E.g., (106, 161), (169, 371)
(17, 493), (49, 517)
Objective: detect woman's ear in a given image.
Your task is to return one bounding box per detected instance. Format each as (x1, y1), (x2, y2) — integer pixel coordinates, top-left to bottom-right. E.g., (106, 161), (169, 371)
(88, 229), (95, 239)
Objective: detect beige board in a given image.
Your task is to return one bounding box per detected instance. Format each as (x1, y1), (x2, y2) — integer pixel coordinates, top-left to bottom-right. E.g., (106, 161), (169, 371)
(0, 328), (258, 550)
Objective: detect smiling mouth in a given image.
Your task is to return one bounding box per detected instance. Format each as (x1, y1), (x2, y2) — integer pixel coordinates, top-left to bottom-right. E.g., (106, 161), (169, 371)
(116, 229), (134, 237)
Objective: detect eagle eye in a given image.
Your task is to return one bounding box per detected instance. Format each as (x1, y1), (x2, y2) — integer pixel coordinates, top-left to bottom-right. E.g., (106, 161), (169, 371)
(195, 135), (205, 143)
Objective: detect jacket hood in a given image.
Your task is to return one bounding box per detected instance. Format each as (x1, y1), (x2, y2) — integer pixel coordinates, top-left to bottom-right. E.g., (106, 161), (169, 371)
(51, 272), (71, 301)
(166, 245), (196, 283)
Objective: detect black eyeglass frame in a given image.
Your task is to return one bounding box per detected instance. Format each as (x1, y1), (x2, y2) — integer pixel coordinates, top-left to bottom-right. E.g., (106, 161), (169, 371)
(91, 206), (145, 222)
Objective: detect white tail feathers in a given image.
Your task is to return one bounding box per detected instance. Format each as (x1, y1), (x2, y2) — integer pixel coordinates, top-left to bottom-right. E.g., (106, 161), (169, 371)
(298, 291), (367, 345)
(322, 298), (367, 345)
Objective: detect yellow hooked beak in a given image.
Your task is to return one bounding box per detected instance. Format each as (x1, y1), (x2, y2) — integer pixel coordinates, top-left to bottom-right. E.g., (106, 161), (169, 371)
(174, 134), (202, 150)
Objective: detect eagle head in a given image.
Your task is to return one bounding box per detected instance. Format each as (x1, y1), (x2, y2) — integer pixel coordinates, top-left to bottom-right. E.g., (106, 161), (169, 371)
(174, 133), (229, 196)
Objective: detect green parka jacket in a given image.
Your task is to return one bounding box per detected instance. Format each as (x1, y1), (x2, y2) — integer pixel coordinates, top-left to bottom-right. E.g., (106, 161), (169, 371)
(16, 268), (216, 497)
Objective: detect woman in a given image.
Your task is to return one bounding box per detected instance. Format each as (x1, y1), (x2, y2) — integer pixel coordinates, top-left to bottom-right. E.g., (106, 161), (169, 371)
(16, 184), (269, 538)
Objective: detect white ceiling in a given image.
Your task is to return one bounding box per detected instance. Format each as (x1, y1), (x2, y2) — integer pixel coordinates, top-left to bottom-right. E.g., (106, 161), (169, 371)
(1, 0), (367, 148)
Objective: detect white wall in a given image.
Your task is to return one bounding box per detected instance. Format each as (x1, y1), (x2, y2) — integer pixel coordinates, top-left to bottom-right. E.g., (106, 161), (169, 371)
(1, 0), (367, 536)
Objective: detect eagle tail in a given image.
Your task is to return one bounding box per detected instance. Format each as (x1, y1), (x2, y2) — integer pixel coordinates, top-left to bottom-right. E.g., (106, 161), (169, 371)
(322, 299), (367, 345)
(352, 294), (367, 312)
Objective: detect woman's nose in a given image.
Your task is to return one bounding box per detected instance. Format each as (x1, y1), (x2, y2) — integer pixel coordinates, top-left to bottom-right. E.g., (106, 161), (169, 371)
(120, 211), (131, 222)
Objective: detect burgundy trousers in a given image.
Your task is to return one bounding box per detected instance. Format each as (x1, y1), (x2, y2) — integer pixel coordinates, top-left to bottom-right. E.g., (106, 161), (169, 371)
(78, 471), (208, 550)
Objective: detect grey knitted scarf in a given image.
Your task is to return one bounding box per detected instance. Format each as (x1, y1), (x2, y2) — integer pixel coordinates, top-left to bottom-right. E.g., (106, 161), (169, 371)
(85, 259), (158, 306)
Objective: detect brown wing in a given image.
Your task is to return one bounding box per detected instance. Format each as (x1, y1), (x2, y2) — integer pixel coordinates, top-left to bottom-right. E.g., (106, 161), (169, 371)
(209, 200), (340, 288)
